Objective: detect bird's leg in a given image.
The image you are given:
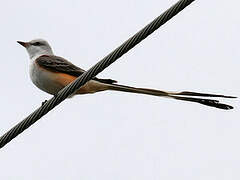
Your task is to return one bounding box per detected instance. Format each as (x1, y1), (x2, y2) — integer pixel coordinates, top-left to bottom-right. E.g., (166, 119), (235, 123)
(41, 100), (48, 106)
(42, 93), (59, 106)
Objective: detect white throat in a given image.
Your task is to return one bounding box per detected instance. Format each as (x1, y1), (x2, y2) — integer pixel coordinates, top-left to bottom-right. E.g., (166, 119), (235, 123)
(30, 50), (53, 60)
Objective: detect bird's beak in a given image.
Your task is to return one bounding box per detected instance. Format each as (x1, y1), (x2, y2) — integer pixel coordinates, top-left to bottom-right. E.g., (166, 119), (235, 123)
(17, 41), (30, 48)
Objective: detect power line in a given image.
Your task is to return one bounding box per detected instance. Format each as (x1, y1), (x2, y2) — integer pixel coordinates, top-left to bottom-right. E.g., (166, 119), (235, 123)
(0, 0), (195, 149)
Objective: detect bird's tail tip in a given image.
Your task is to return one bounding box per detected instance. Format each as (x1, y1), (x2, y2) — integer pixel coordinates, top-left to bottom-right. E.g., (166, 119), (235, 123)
(172, 96), (234, 110)
(198, 99), (234, 110)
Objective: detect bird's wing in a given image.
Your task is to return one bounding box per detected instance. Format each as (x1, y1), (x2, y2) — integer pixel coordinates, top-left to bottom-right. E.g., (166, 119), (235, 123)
(35, 55), (117, 84)
(35, 55), (85, 76)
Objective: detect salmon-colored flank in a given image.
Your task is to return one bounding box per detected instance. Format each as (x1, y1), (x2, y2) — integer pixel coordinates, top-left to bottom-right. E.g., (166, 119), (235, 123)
(36, 63), (108, 95)
(55, 72), (94, 94)
(56, 72), (77, 86)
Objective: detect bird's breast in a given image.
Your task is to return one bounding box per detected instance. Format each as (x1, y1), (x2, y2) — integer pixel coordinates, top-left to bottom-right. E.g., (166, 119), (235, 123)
(29, 61), (66, 95)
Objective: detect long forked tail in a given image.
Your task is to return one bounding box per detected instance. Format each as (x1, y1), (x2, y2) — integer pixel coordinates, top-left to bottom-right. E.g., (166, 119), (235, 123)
(106, 84), (236, 110)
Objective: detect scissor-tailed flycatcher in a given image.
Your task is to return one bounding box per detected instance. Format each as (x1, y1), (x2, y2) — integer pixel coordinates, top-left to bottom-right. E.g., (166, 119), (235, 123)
(17, 39), (235, 110)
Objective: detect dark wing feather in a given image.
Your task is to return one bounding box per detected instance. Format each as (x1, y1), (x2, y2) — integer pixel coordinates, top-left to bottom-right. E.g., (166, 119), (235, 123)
(36, 55), (117, 84)
(36, 55), (85, 76)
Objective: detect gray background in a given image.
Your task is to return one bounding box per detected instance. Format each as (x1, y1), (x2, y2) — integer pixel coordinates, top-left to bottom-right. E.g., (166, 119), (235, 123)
(0, 0), (239, 179)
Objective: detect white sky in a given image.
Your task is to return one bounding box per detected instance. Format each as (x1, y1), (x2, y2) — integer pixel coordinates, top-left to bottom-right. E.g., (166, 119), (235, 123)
(0, 0), (240, 179)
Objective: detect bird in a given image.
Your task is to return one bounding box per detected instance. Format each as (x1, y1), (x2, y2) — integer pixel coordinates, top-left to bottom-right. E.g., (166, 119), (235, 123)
(17, 39), (236, 110)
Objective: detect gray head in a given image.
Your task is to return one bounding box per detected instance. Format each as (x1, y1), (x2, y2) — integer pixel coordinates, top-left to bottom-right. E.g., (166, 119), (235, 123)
(17, 39), (54, 59)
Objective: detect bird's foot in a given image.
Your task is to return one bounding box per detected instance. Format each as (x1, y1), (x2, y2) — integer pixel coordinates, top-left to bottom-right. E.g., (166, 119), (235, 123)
(42, 100), (48, 106)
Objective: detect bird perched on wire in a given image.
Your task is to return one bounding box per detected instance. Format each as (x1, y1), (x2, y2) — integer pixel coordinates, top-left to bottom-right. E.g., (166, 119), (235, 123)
(17, 39), (236, 110)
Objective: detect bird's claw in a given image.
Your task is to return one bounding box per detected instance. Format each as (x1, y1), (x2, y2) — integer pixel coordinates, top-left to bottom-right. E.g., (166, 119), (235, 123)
(41, 100), (48, 106)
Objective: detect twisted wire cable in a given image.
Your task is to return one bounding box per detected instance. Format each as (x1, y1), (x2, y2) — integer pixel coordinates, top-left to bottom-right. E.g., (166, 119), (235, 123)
(0, 0), (195, 149)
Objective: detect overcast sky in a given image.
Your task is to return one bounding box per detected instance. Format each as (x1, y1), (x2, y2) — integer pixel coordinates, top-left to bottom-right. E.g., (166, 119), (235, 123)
(0, 0), (240, 179)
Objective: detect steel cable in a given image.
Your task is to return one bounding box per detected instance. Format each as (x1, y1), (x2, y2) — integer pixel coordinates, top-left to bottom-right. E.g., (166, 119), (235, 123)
(0, 0), (195, 148)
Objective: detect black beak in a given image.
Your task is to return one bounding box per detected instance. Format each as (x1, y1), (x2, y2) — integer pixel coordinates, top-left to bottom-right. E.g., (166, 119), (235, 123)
(17, 41), (30, 48)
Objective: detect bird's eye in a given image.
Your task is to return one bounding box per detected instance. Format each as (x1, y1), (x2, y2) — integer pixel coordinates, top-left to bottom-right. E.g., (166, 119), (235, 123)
(32, 42), (42, 46)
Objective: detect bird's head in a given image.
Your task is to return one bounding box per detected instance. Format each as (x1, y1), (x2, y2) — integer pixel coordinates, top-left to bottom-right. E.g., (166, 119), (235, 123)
(17, 39), (54, 59)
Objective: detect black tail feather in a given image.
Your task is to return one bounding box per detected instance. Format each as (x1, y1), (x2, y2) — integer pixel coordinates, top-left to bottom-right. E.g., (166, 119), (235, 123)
(175, 91), (236, 99)
(95, 78), (117, 84)
(172, 96), (233, 110)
